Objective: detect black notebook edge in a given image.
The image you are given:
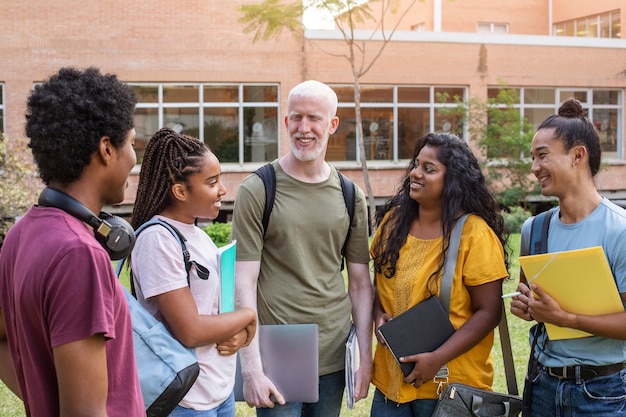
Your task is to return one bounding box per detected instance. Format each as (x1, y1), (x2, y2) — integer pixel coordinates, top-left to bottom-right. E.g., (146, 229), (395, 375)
(376, 296), (455, 376)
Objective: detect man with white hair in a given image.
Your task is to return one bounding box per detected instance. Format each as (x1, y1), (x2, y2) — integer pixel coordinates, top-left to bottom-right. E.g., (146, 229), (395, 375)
(232, 80), (373, 417)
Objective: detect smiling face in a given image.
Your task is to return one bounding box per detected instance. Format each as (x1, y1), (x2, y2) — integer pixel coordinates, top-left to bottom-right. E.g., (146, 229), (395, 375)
(530, 128), (578, 198)
(409, 145), (446, 207)
(285, 95), (339, 162)
(177, 152), (227, 221)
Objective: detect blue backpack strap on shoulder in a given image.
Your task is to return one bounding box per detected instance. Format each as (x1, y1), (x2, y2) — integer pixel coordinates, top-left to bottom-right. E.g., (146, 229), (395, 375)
(115, 218), (194, 295)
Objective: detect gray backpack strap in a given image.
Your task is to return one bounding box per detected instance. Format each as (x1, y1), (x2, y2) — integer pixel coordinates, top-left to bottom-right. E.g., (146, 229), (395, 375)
(438, 213), (519, 395)
(439, 213), (469, 312)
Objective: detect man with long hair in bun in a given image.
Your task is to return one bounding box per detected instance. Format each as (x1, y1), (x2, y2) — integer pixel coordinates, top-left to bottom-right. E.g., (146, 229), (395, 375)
(511, 98), (626, 417)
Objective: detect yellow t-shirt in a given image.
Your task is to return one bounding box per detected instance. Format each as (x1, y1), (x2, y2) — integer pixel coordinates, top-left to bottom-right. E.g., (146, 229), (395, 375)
(371, 214), (508, 403)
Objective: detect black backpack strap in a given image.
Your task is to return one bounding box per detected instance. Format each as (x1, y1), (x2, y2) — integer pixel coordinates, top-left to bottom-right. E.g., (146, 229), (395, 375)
(338, 170), (356, 271)
(253, 163), (276, 238)
(530, 208), (555, 256)
(524, 207), (555, 412)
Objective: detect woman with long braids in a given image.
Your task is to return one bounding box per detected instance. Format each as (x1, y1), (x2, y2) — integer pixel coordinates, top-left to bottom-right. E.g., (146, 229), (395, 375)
(369, 132), (510, 417)
(130, 127), (257, 416)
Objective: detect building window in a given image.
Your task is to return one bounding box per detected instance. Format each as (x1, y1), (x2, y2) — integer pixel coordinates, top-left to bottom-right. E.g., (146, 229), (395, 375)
(488, 87), (623, 158)
(410, 22), (426, 32)
(329, 85), (465, 162)
(554, 10), (621, 38)
(131, 83), (280, 164)
(477, 22), (509, 34)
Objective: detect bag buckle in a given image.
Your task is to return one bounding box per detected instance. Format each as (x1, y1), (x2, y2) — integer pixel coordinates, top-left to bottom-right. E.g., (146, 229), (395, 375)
(434, 365), (449, 398)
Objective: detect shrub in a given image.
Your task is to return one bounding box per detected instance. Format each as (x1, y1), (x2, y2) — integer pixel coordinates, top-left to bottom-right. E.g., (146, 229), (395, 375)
(203, 222), (232, 247)
(0, 135), (40, 248)
(502, 205), (532, 234)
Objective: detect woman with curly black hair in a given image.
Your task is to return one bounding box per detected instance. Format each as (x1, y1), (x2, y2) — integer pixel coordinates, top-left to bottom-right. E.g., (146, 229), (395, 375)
(370, 132), (509, 416)
(0, 67), (144, 416)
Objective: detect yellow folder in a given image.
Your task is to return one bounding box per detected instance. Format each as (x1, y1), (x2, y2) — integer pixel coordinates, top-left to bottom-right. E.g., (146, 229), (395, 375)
(519, 246), (624, 340)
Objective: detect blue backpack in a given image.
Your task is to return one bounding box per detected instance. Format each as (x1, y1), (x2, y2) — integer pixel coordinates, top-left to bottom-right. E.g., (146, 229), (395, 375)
(116, 219), (201, 417)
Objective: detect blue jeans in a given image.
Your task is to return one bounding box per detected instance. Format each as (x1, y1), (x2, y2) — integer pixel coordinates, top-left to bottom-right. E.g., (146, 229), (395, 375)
(523, 367), (626, 416)
(256, 370), (345, 417)
(369, 388), (438, 417)
(169, 392), (236, 417)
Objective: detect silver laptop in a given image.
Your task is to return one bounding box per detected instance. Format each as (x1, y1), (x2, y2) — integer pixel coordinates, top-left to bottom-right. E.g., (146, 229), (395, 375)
(234, 324), (319, 403)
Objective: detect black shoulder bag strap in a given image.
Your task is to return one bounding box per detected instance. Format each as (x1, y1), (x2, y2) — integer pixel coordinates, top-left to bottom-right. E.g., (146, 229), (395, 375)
(440, 213), (520, 395)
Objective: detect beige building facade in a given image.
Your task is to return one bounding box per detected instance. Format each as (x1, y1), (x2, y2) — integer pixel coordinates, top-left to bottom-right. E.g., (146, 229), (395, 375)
(1, 0), (625, 215)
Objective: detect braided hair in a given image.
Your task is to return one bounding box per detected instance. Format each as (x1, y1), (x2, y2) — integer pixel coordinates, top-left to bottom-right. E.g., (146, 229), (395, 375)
(131, 127), (209, 228)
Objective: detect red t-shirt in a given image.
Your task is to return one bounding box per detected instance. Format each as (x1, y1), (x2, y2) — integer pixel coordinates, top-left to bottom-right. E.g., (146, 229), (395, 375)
(0, 206), (144, 416)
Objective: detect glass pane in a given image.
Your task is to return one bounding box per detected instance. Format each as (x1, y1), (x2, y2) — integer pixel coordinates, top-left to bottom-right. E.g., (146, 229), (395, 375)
(593, 90), (619, 105)
(525, 108), (555, 131)
(434, 109), (464, 137)
(204, 85), (238, 102)
(564, 21), (575, 36)
(435, 87), (464, 103)
(576, 19), (587, 37)
(333, 86), (355, 103)
(0, 85), (3, 104)
(133, 108), (159, 163)
(611, 11), (620, 38)
(524, 89), (555, 105)
(397, 107), (429, 159)
(244, 85), (278, 102)
(398, 87), (430, 103)
(560, 91), (587, 103)
(132, 85), (159, 103)
(600, 13), (610, 38)
(163, 85), (199, 103)
(554, 23), (564, 36)
(360, 86), (393, 103)
(493, 23), (508, 34)
(164, 107), (200, 137)
(331, 108), (393, 161)
(0, 110), (4, 135)
(488, 87), (521, 105)
(592, 109), (618, 152)
(488, 88), (506, 100)
(244, 106), (278, 163)
(203, 107), (239, 163)
(588, 18), (598, 38)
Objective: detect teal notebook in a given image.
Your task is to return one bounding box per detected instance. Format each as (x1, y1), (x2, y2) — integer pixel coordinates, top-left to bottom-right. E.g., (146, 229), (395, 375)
(218, 240), (236, 313)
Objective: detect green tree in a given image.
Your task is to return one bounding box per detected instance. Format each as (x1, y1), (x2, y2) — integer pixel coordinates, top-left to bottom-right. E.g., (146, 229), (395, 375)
(0, 135), (40, 247)
(438, 87), (539, 208)
(239, 0), (419, 231)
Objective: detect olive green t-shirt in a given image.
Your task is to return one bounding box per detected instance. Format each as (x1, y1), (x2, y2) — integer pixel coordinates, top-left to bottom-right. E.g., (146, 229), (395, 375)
(231, 161), (370, 375)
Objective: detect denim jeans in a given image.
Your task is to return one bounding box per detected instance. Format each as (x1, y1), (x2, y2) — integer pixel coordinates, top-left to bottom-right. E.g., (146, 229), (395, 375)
(369, 388), (438, 417)
(523, 367), (626, 417)
(169, 392), (236, 417)
(256, 370), (345, 417)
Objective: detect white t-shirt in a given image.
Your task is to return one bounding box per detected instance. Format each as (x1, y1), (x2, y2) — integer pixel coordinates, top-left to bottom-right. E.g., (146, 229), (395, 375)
(131, 215), (235, 410)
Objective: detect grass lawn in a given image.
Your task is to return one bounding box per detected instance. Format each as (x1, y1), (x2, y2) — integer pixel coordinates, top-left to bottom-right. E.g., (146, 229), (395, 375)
(1, 234), (531, 416)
